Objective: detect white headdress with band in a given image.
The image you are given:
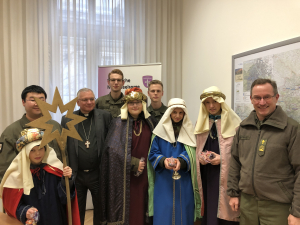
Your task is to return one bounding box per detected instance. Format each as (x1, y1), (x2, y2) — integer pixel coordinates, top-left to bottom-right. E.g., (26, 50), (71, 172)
(153, 98), (196, 147)
(194, 86), (241, 138)
(120, 87), (151, 120)
(0, 129), (63, 198)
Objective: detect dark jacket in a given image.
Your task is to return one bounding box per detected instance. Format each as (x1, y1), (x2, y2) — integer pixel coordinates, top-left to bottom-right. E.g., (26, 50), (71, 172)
(227, 106), (300, 217)
(61, 108), (112, 179)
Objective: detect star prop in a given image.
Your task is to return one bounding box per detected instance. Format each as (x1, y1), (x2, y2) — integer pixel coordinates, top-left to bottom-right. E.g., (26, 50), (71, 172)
(26, 87), (86, 225)
(26, 87), (86, 151)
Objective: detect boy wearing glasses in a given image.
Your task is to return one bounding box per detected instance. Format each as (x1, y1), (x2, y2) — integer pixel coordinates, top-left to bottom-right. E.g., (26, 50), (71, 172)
(96, 69), (125, 117)
(0, 85), (63, 182)
(227, 78), (300, 225)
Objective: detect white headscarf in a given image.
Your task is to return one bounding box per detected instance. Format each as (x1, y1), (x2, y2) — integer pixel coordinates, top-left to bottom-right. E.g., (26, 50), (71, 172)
(0, 140), (63, 198)
(194, 86), (241, 138)
(153, 98), (196, 147)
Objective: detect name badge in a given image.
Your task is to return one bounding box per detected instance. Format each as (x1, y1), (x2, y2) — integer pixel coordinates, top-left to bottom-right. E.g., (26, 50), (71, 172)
(239, 136), (250, 140)
(258, 139), (267, 156)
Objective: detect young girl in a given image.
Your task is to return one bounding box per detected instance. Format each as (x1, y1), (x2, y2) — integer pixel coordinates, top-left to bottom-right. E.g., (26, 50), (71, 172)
(195, 86), (241, 225)
(148, 98), (201, 225)
(0, 128), (80, 225)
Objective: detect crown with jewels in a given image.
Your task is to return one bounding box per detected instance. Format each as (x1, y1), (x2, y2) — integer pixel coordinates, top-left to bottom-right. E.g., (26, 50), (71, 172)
(16, 128), (44, 151)
(123, 87), (147, 103)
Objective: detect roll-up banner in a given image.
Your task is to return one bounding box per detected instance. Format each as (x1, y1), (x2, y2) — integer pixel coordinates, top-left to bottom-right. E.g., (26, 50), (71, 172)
(98, 63), (162, 101)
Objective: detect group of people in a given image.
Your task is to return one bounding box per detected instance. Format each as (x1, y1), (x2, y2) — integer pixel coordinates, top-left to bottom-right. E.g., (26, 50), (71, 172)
(0, 68), (300, 225)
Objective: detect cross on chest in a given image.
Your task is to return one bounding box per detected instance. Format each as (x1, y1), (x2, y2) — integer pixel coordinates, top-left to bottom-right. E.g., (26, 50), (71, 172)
(85, 140), (90, 148)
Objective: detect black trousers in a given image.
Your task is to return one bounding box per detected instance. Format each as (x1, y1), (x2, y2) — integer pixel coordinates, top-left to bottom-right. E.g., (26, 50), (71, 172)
(76, 169), (100, 225)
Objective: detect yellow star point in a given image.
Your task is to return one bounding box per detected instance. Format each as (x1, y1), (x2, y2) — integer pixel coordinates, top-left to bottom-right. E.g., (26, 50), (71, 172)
(26, 87), (86, 151)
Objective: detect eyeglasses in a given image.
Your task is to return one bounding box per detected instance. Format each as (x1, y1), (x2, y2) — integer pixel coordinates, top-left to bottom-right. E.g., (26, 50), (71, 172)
(128, 101), (142, 106)
(251, 95), (275, 102)
(109, 79), (123, 82)
(78, 98), (96, 102)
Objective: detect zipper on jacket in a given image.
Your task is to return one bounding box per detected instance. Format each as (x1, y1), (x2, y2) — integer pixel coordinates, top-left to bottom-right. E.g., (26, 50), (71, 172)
(252, 129), (261, 197)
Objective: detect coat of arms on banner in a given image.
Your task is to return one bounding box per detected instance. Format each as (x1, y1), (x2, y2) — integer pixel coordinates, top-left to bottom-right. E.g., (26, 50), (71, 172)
(142, 75), (153, 88)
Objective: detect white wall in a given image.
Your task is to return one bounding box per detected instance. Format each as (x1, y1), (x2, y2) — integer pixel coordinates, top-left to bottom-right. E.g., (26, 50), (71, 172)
(182, 0), (300, 123)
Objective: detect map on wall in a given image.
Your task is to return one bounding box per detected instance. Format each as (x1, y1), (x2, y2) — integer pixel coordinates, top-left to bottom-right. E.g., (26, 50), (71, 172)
(232, 37), (300, 121)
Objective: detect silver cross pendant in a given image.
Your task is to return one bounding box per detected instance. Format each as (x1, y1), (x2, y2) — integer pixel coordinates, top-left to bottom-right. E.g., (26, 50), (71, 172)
(85, 140), (90, 148)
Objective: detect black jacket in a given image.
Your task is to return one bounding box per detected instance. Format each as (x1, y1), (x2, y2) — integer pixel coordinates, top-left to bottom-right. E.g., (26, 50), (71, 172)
(61, 108), (112, 179)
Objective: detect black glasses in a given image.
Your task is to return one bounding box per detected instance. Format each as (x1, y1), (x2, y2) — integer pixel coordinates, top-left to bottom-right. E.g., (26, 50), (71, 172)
(251, 95), (275, 102)
(109, 79), (123, 82)
(128, 101), (142, 106)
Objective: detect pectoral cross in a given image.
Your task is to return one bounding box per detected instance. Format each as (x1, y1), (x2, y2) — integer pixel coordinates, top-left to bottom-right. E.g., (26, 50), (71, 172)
(85, 140), (90, 148)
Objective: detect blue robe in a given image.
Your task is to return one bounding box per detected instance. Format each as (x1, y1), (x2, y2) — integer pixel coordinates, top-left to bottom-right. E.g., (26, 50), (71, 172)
(148, 136), (195, 225)
(14, 164), (76, 225)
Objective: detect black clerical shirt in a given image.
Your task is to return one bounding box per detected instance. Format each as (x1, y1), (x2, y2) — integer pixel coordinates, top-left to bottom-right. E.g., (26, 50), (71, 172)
(77, 111), (99, 170)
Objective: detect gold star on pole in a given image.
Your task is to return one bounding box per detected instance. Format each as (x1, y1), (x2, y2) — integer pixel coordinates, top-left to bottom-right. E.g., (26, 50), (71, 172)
(26, 87), (86, 225)
(26, 87), (86, 151)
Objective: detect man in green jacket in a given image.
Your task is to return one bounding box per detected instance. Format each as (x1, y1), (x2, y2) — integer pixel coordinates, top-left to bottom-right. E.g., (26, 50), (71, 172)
(0, 85), (63, 182)
(227, 78), (300, 225)
(96, 69), (125, 118)
(147, 80), (167, 123)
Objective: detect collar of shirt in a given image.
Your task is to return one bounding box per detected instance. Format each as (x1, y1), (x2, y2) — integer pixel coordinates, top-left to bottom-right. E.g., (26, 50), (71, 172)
(106, 92), (124, 104)
(148, 103), (166, 113)
(209, 114), (221, 121)
(79, 110), (93, 118)
(255, 106), (277, 128)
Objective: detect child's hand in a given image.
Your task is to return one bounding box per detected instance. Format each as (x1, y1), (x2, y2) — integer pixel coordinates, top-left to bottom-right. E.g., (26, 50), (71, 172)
(138, 160), (145, 172)
(164, 158), (176, 170)
(199, 153), (209, 165)
(173, 159), (181, 171)
(206, 152), (220, 165)
(26, 207), (38, 219)
(63, 166), (72, 178)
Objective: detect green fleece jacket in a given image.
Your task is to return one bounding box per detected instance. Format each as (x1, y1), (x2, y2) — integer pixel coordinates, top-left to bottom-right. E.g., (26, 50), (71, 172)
(227, 106), (300, 217)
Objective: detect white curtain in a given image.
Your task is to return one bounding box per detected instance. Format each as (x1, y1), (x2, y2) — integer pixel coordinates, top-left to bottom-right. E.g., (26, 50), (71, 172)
(0, 0), (182, 127)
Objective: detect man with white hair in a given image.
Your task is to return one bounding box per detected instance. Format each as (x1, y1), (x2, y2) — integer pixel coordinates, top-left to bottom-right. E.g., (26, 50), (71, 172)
(61, 88), (112, 225)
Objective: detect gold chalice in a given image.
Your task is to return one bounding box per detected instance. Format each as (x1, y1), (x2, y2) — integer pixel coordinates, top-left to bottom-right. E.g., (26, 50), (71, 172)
(169, 157), (181, 180)
(172, 170), (181, 180)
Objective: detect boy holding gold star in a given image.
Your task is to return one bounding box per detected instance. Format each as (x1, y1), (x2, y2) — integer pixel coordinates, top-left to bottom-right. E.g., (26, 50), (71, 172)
(0, 128), (80, 225)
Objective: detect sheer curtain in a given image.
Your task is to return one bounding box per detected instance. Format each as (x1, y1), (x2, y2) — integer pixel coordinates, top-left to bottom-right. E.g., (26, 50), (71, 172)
(0, 0), (181, 211)
(0, 0), (182, 127)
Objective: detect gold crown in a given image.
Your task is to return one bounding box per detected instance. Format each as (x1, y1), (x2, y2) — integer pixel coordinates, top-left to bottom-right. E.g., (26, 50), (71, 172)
(123, 91), (147, 102)
(123, 87), (147, 103)
(16, 128), (44, 151)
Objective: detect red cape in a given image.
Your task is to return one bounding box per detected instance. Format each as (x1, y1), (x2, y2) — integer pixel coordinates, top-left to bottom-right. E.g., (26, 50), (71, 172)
(2, 165), (81, 225)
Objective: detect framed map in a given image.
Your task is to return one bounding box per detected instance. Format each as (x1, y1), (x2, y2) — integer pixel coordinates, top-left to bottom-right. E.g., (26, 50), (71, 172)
(232, 37), (300, 121)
